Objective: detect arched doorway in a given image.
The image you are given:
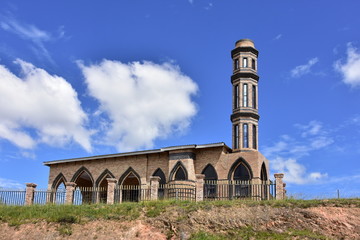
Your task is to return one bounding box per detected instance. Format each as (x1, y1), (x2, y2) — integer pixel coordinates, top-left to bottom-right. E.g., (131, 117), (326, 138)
(51, 173), (66, 204)
(202, 164), (218, 199)
(153, 168), (166, 199)
(96, 169), (115, 203)
(260, 163), (268, 199)
(228, 159), (253, 199)
(119, 168), (141, 202)
(72, 167), (94, 204)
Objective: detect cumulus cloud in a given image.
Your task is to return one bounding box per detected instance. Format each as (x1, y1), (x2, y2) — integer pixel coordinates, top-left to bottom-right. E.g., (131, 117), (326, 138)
(291, 57), (319, 78)
(272, 157), (328, 184)
(0, 59), (92, 151)
(79, 60), (198, 152)
(334, 43), (360, 88)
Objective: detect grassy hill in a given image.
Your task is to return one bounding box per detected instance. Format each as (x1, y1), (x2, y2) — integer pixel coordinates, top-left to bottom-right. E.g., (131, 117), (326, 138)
(0, 199), (359, 239)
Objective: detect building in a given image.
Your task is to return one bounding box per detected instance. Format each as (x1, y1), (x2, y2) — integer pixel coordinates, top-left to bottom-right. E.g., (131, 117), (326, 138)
(44, 39), (282, 203)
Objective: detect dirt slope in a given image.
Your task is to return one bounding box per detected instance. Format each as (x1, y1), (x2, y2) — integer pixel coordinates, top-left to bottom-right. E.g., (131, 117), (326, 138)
(0, 205), (359, 239)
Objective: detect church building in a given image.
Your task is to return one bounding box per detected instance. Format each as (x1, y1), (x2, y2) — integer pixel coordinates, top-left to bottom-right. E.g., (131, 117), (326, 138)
(44, 39), (281, 202)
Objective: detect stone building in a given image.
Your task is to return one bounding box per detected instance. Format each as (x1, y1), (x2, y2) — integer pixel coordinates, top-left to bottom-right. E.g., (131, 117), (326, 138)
(44, 39), (281, 202)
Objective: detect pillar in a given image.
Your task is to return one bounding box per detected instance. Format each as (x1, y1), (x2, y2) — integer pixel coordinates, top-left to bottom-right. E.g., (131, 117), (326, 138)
(150, 176), (161, 201)
(25, 183), (37, 205)
(65, 182), (76, 204)
(195, 174), (205, 202)
(274, 173), (285, 200)
(106, 178), (117, 204)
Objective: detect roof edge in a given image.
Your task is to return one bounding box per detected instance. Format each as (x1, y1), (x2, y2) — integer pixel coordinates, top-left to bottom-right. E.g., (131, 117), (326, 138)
(43, 142), (231, 166)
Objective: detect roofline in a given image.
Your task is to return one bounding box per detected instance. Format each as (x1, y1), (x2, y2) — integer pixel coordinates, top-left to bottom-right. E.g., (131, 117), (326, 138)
(43, 142), (231, 166)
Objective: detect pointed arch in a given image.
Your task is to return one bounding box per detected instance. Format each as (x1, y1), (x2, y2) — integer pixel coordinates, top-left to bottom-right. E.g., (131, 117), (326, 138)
(228, 158), (253, 180)
(71, 166), (94, 184)
(169, 161), (188, 181)
(119, 167), (141, 185)
(152, 168), (166, 185)
(260, 162), (268, 181)
(51, 173), (67, 189)
(201, 164), (218, 180)
(95, 169), (116, 187)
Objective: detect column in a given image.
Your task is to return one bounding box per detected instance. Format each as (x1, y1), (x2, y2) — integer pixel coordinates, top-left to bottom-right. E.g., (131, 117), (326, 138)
(106, 178), (117, 204)
(150, 176), (161, 201)
(195, 174), (205, 202)
(65, 182), (76, 204)
(274, 173), (285, 200)
(25, 183), (37, 205)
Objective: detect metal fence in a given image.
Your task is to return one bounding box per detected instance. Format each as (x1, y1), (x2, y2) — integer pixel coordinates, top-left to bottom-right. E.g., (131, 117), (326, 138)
(0, 181), (275, 205)
(0, 189), (26, 205)
(204, 180), (276, 200)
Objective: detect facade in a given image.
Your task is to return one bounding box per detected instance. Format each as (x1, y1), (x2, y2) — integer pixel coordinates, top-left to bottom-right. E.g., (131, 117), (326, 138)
(44, 39), (278, 202)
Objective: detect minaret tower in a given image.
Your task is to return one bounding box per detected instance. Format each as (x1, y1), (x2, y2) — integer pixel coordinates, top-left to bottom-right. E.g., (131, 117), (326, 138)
(231, 39), (259, 151)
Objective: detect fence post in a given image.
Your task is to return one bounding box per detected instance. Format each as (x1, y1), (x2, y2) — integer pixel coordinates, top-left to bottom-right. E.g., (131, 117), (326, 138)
(195, 174), (205, 202)
(65, 182), (76, 204)
(251, 178), (261, 201)
(106, 178), (117, 204)
(274, 173), (285, 200)
(150, 176), (160, 201)
(25, 183), (37, 205)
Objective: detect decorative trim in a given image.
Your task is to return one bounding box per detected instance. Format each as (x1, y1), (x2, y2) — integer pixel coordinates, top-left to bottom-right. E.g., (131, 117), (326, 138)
(169, 152), (196, 160)
(169, 161), (188, 181)
(95, 169), (116, 187)
(70, 166), (94, 184)
(231, 112), (260, 121)
(118, 167), (141, 185)
(231, 47), (259, 57)
(51, 173), (67, 189)
(227, 157), (253, 180)
(231, 72), (259, 82)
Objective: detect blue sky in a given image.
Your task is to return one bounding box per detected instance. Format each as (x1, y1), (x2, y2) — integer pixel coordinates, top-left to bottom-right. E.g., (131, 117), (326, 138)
(0, 1), (359, 198)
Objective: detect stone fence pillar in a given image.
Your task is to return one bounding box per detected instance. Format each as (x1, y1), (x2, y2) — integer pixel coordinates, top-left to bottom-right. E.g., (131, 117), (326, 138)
(195, 174), (205, 202)
(25, 183), (37, 205)
(150, 176), (161, 201)
(274, 173), (285, 200)
(65, 182), (76, 204)
(106, 178), (117, 204)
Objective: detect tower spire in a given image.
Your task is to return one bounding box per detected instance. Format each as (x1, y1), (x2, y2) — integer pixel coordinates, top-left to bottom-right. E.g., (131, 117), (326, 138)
(231, 39), (259, 151)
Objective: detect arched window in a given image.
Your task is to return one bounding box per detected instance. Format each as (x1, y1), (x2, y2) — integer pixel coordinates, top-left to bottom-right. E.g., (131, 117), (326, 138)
(260, 163), (267, 181)
(51, 173), (67, 204)
(260, 163), (268, 200)
(202, 164), (218, 199)
(119, 168), (141, 202)
(170, 161), (188, 181)
(175, 167), (186, 180)
(243, 83), (248, 107)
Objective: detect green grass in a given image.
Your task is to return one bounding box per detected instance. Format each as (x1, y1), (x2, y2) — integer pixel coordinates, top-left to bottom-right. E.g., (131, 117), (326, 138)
(0, 198), (358, 226)
(190, 227), (329, 240)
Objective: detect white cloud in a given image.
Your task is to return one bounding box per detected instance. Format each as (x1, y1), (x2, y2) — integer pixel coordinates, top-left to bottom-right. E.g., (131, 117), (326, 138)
(79, 60), (198, 152)
(0, 59), (92, 151)
(291, 57), (319, 78)
(296, 120), (323, 137)
(0, 177), (23, 189)
(272, 157), (328, 184)
(0, 15), (58, 63)
(274, 34), (282, 40)
(334, 43), (360, 88)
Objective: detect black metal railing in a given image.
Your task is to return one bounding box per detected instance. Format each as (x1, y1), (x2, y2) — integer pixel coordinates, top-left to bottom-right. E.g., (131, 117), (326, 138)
(160, 183), (196, 201)
(114, 185), (151, 203)
(204, 180), (275, 200)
